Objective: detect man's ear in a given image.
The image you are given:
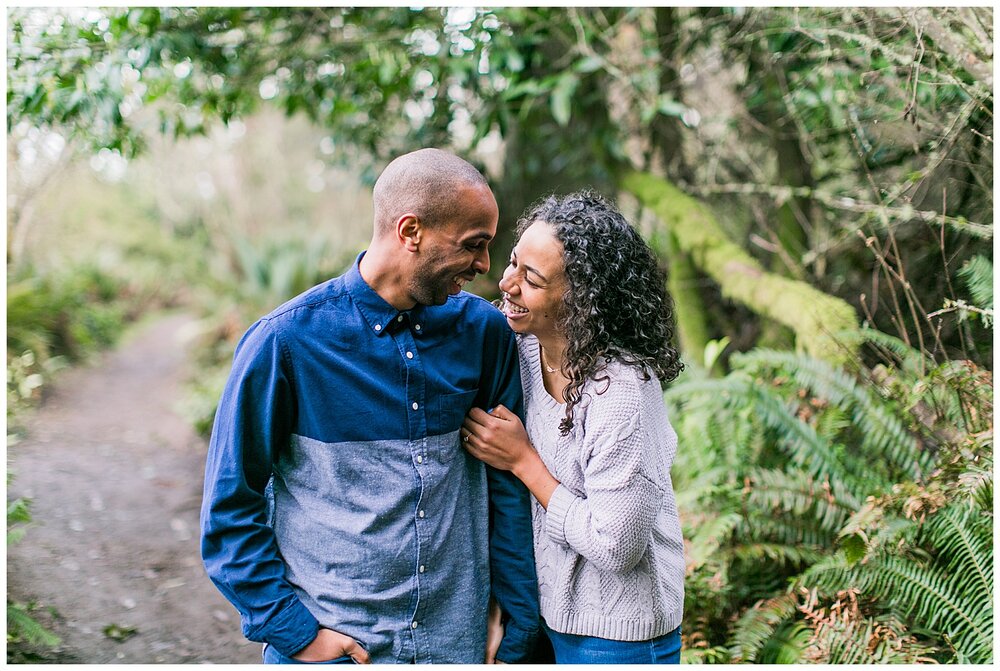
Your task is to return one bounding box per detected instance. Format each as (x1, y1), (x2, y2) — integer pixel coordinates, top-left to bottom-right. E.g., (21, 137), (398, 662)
(397, 214), (422, 252)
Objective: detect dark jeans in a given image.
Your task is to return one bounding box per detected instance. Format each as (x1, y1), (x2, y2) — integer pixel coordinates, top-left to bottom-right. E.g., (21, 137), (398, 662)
(262, 644), (354, 665)
(541, 620), (682, 664)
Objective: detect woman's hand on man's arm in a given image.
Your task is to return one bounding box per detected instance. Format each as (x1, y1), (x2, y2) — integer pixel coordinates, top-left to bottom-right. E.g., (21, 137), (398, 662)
(462, 405), (559, 509)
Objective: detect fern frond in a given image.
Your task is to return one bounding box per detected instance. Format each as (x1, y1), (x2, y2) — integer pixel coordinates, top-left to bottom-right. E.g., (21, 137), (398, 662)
(663, 374), (754, 407)
(804, 612), (938, 663)
(6, 602), (61, 647)
(680, 645), (732, 664)
(729, 542), (825, 567)
(743, 384), (878, 491)
(759, 621), (811, 663)
(838, 327), (931, 375)
(924, 503), (993, 610)
(685, 510), (742, 571)
(729, 592), (802, 663)
(736, 349), (930, 481)
(746, 467), (860, 534)
(958, 255), (993, 309)
(958, 463), (993, 511)
(741, 513), (836, 547)
(805, 549), (992, 662)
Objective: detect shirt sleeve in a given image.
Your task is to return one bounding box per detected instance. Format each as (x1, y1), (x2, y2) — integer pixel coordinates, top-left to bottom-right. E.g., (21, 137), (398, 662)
(543, 392), (668, 574)
(484, 328), (541, 663)
(200, 319), (319, 657)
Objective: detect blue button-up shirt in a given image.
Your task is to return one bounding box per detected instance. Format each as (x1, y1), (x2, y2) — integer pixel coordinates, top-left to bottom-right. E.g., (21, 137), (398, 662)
(201, 255), (539, 663)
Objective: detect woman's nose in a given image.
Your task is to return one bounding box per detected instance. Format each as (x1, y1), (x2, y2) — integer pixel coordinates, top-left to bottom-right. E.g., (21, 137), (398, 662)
(498, 266), (517, 294)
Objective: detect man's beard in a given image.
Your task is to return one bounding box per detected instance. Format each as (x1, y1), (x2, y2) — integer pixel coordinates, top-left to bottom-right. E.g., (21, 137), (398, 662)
(409, 264), (455, 306)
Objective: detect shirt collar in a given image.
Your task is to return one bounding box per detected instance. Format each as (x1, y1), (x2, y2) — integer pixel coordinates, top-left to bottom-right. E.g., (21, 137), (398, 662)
(344, 252), (399, 336)
(345, 252), (432, 336)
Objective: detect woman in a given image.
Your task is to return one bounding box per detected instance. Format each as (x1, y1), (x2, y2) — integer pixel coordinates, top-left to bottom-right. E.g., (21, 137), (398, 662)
(462, 191), (685, 664)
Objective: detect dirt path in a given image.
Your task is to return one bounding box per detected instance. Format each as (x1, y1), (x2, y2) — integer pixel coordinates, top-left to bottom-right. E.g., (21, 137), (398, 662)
(7, 312), (260, 663)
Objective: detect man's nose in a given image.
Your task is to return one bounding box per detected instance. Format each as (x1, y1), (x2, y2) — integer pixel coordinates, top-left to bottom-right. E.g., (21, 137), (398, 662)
(472, 247), (490, 275)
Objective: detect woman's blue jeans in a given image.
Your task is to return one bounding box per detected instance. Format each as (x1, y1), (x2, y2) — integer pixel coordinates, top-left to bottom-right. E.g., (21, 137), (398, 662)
(541, 620), (682, 664)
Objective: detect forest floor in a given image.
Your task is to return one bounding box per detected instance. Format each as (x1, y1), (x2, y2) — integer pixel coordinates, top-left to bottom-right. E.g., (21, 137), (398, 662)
(7, 312), (260, 663)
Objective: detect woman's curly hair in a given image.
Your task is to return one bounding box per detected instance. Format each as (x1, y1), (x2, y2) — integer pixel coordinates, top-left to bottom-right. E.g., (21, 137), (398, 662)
(514, 190), (684, 434)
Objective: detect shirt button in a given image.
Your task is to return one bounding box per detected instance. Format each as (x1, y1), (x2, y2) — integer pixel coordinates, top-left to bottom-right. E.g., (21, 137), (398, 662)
(412, 402), (419, 410)
(416, 455), (423, 464)
(374, 324), (381, 331)
(406, 351), (413, 359)
(418, 510), (425, 518)
(419, 565), (426, 573)
(415, 324), (421, 331)
(411, 621), (418, 629)
(397, 315), (404, 322)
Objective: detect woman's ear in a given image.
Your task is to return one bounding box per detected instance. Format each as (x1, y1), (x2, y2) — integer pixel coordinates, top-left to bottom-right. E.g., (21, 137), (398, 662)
(397, 214), (421, 252)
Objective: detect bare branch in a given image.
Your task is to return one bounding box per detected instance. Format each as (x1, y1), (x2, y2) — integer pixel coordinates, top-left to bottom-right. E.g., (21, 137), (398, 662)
(903, 8), (993, 88)
(688, 182), (993, 239)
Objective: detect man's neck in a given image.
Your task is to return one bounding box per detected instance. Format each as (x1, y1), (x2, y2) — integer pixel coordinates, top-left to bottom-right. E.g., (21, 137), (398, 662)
(359, 246), (417, 311)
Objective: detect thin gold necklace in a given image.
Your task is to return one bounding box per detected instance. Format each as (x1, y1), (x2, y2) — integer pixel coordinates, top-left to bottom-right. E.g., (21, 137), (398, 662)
(540, 347), (562, 374)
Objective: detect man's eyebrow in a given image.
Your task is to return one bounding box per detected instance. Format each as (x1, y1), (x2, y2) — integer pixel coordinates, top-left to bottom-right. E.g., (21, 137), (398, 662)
(463, 232), (493, 243)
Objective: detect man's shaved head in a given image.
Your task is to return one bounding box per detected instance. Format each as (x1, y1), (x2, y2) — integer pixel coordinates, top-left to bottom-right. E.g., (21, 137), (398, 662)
(372, 148), (489, 236)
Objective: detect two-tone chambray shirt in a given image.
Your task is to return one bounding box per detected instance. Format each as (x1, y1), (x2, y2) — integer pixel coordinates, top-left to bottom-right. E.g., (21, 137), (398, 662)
(200, 254), (540, 663)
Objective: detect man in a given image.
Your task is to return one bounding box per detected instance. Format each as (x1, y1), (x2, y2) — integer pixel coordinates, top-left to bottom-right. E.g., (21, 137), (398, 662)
(201, 149), (539, 664)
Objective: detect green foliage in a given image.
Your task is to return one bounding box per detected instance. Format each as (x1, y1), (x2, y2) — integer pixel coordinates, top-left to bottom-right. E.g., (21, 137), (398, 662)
(7, 7), (992, 364)
(223, 234), (351, 312)
(7, 268), (123, 357)
(729, 592), (800, 662)
(803, 497), (993, 662)
(668, 340), (992, 663)
(5, 7), (993, 663)
(7, 603), (61, 648)
(177, 235), (358, 437)
(7, 496), (32, 546)
(959, 255), (993, 309)
(7, 493), (61, 650)
(176, 359), (232, 438)
(738, 349), (932, 480)
(6, 266), (128, 419)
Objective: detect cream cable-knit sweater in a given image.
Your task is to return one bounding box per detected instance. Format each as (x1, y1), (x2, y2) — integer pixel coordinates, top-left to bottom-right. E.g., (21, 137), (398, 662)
(518, 335), (685, 641)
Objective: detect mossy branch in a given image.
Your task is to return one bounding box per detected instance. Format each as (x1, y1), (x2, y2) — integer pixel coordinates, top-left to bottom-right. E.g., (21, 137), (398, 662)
(623, 171), (859, 365)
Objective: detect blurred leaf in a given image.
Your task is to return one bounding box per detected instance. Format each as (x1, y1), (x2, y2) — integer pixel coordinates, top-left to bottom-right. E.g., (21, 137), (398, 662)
(657, 95), (687, 118)
(550, 74), (578, 127)
(103, 623), (138, 642)
(573, 55), (604, 73)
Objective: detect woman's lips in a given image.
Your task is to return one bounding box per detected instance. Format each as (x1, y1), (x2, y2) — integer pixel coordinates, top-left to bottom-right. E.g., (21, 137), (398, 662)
(502, 298), (529, 319)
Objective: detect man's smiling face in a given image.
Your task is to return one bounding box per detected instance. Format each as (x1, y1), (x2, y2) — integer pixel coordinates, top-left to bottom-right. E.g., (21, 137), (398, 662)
(408, 183), (498, 306)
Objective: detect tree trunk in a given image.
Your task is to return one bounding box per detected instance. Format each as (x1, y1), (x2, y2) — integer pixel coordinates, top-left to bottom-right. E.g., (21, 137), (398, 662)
(649, 228), (710, 366)
(647, 6), (712, 364)
(623, 171), (859, 364)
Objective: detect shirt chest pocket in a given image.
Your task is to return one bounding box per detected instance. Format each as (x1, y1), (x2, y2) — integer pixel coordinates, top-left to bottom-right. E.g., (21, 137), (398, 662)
(425, 389), (478, 465)
(435, 389), (478, 435)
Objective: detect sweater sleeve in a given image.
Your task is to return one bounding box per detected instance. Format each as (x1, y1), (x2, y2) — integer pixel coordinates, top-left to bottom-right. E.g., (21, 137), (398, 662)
(543, 391), (666, 574)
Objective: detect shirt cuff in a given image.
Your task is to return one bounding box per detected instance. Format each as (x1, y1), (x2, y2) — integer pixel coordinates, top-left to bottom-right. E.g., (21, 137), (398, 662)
(496, 620), (539, 663)
(254, 599), (320, 658)
(544, 483), (576, 547)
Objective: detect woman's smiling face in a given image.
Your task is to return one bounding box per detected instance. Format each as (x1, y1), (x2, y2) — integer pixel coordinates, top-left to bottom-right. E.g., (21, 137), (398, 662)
(498, 220), (567, 340)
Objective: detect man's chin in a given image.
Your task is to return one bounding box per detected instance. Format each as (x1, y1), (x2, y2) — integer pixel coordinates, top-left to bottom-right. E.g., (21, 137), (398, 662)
(414, 290), (450, 307)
